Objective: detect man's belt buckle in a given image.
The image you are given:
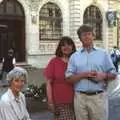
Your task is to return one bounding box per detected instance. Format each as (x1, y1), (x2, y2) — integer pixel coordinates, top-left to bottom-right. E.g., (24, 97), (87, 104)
(80, 91), (103, 95)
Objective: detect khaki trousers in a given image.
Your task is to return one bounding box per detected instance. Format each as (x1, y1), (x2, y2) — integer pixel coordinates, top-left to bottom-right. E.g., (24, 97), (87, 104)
(74, 92), (108, 120)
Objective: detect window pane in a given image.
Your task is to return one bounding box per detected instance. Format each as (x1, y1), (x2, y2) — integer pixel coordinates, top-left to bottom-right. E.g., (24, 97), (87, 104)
(0, 3), (4, 14)
(0, 0), (24, 16)
(39, 2), (62, 41)
(15, 3), (24, 16)
(6, 1), (14, 14)
(83, 5), (102, 40)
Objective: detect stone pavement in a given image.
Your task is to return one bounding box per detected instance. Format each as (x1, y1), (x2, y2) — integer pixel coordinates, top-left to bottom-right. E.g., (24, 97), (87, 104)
(109, 97), (120, 120)
(31, 112), (53, 120)
(24, 70), (120, 120)
(29, 97), (120, 120)
(1, 66), (120, 120)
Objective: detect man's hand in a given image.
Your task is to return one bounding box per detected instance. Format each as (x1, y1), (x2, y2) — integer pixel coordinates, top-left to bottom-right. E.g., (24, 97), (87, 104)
(83, 71), (97, 79)
(81, 71), (98, 83)
(95, 72), (107, 81)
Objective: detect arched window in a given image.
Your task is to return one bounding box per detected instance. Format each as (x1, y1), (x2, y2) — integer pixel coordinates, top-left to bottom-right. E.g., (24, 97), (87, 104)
(39, 2), (62, 41)
(0, 0), (24, 18)
(83, 5), (102, 40)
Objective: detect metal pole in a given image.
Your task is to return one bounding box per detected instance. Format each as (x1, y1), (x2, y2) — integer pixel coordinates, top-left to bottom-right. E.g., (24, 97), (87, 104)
(117, 18), (119, 48)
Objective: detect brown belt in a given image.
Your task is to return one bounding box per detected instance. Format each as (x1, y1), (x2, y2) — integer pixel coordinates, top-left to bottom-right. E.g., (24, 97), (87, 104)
(80, 91), (103, 95)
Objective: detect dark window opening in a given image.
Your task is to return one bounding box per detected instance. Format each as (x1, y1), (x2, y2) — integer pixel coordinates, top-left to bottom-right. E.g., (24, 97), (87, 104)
(39, 2), (62, 41)
(83, 5), (102, 40)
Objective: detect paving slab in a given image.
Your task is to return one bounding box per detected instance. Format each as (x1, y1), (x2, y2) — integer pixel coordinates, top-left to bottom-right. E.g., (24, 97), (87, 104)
(30, 97), (120, 120)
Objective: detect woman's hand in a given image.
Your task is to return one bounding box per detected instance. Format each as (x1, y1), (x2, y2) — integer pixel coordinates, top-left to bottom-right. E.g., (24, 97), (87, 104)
(95, 72), (107, 81)
(48, 103), (55, 113)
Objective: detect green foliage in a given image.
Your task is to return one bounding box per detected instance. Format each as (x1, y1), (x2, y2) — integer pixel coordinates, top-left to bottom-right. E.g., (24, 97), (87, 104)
(24, 83), (47, 101)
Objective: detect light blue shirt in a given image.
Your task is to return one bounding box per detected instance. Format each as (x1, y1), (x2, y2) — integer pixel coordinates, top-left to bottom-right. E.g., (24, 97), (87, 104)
(66, 47), (117, 92)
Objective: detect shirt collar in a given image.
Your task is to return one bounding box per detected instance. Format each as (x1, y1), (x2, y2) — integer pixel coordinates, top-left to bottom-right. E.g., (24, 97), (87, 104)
(8, 88), (21, 101)
(80, 46), (97, 53)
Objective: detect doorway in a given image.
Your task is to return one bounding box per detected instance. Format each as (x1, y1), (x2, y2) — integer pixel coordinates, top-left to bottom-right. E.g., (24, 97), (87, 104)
(0, 0), (25, 62)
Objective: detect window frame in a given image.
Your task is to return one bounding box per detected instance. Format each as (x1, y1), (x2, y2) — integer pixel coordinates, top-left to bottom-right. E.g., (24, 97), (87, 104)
(83, 5), (102, 40)
(39, 2), (63, 41)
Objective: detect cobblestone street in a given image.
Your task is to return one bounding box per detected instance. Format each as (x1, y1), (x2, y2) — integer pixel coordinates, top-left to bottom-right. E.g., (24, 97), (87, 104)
(31, 112), (53, 120)
(109, 97), (120, 120)
(29, 97), (120, 120)
(1, 0), (120, 118)
(1, 68), (120, 120)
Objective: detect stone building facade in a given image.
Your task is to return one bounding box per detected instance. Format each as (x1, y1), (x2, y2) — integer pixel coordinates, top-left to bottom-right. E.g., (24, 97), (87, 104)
(0, 0), (120, 68)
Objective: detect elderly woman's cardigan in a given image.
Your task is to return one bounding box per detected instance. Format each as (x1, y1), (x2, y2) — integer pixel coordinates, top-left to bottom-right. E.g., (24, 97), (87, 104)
(0, 89), (31, 120)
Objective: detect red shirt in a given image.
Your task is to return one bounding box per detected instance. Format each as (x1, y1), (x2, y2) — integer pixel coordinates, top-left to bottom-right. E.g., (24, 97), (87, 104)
(44, 57), (74, 104)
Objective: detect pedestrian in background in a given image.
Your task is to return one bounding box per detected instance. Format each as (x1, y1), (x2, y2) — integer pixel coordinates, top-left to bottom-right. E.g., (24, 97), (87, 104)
(0, 48), (16, 81)
(65, 24), (117, 120)
(110, 46), (120, 72)
(44, 36), (76, 120)
(0, 67), (31, 120)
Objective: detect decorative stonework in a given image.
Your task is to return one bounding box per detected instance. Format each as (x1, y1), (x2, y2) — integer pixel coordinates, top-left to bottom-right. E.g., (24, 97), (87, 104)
(92, 0), (97, 4)
(39, 41), (82, 54)
(30, 0), (40, 11)
(69, 0), (81, 41)
(24, 0), (31, 8)
(39, 42), (58, 54)
(25, 0), (40, 11)
(21, 0), (120, 68)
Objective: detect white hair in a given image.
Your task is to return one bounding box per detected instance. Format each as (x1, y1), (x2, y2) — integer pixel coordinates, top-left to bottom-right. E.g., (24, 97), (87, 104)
(6, 67), (28, 83)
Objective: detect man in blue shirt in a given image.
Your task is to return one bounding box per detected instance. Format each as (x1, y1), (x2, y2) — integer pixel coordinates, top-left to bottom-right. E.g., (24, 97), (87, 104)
(65, 24), (117, 120)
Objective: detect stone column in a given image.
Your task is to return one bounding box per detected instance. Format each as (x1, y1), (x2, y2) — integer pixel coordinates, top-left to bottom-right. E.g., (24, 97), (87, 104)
(69, 0), (81, 42)
(27, 0), (39, 54)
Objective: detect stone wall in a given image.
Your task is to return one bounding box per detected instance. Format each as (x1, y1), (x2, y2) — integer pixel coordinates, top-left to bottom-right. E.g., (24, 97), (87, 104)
(15, 0), (120, 68)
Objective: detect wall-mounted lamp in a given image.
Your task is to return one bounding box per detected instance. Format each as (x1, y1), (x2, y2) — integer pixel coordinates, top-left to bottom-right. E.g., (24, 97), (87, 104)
(106, 10), (116, 27)
(31, 15), (37, 24)
(31, 12), (37, 24)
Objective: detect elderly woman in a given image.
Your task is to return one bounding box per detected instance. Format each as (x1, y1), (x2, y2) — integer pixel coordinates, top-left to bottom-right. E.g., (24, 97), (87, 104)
(0, 67), (31, 120)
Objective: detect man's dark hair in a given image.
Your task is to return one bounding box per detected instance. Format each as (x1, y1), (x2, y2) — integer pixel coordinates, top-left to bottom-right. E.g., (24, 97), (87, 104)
(55, 36), (76, 57)
(77, 24), (94, 40)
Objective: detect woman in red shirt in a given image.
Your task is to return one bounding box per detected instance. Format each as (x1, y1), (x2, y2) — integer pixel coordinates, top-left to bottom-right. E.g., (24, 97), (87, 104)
(44, 36), (76, 120)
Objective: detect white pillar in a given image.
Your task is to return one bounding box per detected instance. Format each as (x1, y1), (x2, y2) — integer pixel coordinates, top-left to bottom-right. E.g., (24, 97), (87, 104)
(69, 0), (81, 41)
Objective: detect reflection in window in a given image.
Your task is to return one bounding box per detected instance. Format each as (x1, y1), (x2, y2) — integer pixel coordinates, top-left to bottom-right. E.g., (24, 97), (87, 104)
(83, 5), (102, 40)
(6, 1), (14, 14)
(0, 0), (24, 16)
(39, 2), (62, 41)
